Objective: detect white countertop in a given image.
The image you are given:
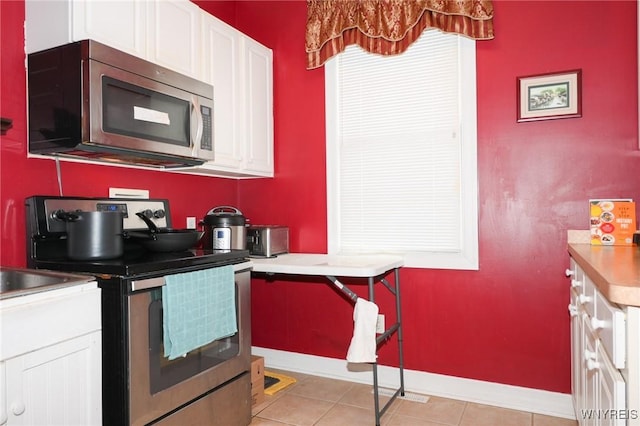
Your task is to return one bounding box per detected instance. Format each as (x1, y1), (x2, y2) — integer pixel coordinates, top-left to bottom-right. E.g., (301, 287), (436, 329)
(0, 279), (98, 309)
(250, 253), (404, 277)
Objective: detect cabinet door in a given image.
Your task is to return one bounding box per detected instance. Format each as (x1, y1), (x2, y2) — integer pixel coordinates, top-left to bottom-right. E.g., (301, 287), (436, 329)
(72, 0), (147, 58)
(25, 0), (71, 54)
(4, 333), (102, 426)
(201, 14), (243, 170)
(570, 288), (584, 418)
(147, 0), (201, 77)
(597, 343), (626, 426)
(594, 289), (626, 369)
(583, 317), (599, 426)
(26, 0), (146, 56)
(242, 36), (274, 176)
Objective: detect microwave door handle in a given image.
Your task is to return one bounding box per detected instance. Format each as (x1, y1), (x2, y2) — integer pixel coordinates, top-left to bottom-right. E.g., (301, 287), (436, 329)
(191, 97), (204, 150)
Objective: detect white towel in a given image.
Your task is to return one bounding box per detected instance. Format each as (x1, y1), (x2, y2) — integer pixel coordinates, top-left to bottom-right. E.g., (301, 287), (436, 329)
(346, 298), (379, 363)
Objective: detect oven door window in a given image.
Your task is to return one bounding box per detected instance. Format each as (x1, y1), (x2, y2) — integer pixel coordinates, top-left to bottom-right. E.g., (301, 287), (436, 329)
(148, 288), (240, 394)
(102, 76), (190, 147)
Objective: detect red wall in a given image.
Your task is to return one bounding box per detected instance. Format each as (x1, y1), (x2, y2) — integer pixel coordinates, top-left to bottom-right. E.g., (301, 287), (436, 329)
(2, 0), (638, 395)
(0, 1), (242, 267)
(204, 0), (638, 394)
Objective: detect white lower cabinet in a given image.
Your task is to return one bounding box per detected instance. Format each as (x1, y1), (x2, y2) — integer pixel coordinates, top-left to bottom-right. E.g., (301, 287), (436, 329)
(583, 315), (600, 426)
(598, 341), (628, 426)
(570, 288), (583, 416)
(0, 284), (102, 426)
(2, 333), (101, 426)
(568, 258), (638, 426)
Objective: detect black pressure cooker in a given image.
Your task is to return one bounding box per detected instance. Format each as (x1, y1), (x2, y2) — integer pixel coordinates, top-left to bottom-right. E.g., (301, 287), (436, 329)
(200, 206), (247, 250)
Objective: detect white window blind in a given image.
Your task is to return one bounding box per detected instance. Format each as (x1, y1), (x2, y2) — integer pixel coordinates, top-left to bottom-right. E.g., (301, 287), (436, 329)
(325, 29), (479, 270)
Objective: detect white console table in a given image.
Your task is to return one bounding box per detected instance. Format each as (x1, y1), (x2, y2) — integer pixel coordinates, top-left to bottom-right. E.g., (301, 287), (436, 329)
(250, 253), (405, 426)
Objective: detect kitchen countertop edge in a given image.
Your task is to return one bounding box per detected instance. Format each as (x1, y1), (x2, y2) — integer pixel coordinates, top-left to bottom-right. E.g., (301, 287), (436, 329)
(568, 243), (640, 307)
(250, 253), (404, 277)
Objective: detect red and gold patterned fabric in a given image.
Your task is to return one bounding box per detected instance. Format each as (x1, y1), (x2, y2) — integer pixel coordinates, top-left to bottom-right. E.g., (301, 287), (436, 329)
(306, 0), (494, 69)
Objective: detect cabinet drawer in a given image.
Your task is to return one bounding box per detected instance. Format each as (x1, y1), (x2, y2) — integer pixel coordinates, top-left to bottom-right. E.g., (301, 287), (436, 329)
(594, 289), (626, 369)
(0, 284), (101, 360)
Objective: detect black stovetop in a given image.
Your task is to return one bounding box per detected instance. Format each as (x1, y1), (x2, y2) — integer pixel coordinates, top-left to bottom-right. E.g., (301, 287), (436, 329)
(25, 195), (250, 278)
(32, 248), (250, 277)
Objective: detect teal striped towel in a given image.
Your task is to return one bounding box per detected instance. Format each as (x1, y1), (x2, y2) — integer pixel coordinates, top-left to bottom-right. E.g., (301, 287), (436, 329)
(162, 266), (237, 360)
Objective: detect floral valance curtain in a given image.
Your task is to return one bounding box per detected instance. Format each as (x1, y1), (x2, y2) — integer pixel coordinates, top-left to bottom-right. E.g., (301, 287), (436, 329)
(305, 0), (494, 69)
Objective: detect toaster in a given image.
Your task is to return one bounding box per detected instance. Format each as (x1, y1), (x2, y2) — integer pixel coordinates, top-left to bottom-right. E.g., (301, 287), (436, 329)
(246, 226), (289, 257)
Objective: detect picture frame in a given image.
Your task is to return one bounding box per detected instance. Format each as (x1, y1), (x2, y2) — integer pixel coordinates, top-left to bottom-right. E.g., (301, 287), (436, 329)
(517, 69), (582, 122)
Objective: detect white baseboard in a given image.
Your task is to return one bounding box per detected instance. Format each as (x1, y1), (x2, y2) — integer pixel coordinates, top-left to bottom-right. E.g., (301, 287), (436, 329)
(252, 346), (576, 420)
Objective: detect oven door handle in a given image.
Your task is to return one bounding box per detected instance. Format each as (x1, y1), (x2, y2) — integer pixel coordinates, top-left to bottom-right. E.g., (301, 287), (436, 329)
(129, 261), (253, 292)
(131, 277), (165, 292)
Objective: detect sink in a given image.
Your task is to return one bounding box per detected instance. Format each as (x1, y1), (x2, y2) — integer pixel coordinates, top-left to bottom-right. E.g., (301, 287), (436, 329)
(0, 267), (94, 300)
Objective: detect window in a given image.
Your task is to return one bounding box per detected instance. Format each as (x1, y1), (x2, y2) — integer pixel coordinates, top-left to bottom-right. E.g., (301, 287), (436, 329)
(325, 29), (478, 270)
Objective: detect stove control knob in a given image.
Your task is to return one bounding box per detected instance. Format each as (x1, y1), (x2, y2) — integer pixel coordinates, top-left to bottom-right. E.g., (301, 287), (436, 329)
(153, 209), (166, 219)
(51, 209), (66, 220)
(140, 209), (154, 219)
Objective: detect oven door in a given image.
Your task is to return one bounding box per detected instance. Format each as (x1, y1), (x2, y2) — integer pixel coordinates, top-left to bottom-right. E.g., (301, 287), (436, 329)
(127, 263), (251, 426)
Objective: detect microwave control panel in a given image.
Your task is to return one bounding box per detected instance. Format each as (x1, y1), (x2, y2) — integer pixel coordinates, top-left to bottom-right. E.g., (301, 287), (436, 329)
(201, 106), (213, 151)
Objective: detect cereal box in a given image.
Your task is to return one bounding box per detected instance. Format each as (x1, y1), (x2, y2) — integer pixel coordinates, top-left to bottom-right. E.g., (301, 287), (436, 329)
(589, 199), (637, 246)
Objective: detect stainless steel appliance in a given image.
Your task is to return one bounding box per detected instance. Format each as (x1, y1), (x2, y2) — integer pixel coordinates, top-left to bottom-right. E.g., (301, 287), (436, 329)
(201, 206), (248, 250)
(26, 196), (252, 426)
(247, 226), (289, 258)
(27, 40), (214, 168)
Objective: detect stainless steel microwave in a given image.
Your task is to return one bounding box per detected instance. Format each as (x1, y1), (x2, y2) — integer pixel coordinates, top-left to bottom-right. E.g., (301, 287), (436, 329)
(28, 40), (214, 168)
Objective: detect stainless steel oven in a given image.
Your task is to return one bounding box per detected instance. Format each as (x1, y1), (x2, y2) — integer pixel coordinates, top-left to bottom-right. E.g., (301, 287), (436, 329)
(102, 263), (252, 426)
(26, 196), (253, 426)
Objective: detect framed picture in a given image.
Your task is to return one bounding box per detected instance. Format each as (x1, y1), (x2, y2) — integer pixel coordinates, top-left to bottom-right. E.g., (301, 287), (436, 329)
(517, 69), (582, 122)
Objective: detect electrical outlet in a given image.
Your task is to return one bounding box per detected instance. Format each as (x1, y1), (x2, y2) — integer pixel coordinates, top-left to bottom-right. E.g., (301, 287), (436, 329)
(186, 217), (197, 229)
(376, 314), (385, 334)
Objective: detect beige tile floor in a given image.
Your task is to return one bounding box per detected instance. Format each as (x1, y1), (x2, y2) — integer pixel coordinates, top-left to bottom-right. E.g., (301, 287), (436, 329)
(251, 369), (578, 426)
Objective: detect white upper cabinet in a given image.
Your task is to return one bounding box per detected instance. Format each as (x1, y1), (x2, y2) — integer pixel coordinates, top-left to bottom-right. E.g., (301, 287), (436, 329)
(242, 36), (274, 176)
(26, 0), (146, 58)
(71, 0), (147, 58)
(200, 14), (243, 171)
(146, 0), (202, 78)
(193, 14), (274, 178)
(26, 0), (201, 78)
